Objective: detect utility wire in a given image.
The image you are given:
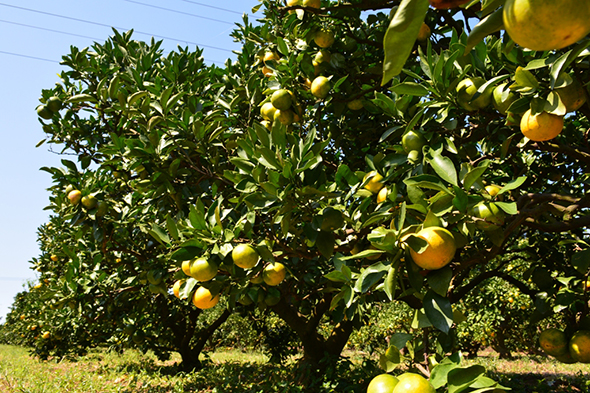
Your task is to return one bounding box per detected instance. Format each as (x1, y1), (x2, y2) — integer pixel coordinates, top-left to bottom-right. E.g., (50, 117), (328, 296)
(0, 50), (56, 63)
(123, 0), (234, 25)
(0, 49), (224, 65)
(0, 19), (101, 41)
(0, 2), (234, 52)
(178, 0), (244, 16)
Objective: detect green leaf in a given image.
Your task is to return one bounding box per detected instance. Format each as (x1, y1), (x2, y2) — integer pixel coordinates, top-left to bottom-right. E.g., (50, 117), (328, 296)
(463, 160), (490, 190)
(571, 249), (590, 274)
(277, 37), (289, 56)
(494, 201), (517, 215)
(430, 362), (460, 389)
(166, 215), (179, 241)
(382, 0), (429, 85)
(465, 7), (504, 54)
(425, 148), (458, 187)
(428, 267), (453, 296)
(514, 67), (539, 90)
(148, 223), (170, 245)
(384, 264), (398, 301)
(391, 82), (430, 96)
(354, 262), (389, 293)
(497, 176), (526, 195)
(423, 290), (453, 334)
(325, 270), (350, 283)
(544, 91), (566, 116)
(404, 174), (453, 194)
(447, 365), (486, 393)
(316, 230), (335, 259)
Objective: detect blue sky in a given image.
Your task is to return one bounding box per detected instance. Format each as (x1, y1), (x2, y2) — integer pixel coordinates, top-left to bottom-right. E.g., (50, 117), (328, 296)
(0, 0), (253, 321)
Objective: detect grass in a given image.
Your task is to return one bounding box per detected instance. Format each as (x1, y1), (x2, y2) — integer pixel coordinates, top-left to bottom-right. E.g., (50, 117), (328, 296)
(0, 344), (589, 392)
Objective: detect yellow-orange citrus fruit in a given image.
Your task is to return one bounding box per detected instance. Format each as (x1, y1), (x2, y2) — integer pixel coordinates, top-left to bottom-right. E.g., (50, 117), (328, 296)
(520, 109), (564, 142)
(456, 77), (492, 111)
(485, 185), (501, 197)
(232, 244), (259, 269)
(539, 328), (569, 357)
(471, 202), (505, 231)
(569, 330), (590, 363)
(263, 51), (280, 63)
(190, 257), (218, 281)
(271, 89), (293, 111)
(302, 0), (321, 8)
(263, 262), (287, 286)
(392, 373), (435, 393)
(556, 78), (588, 113)
(273, 109), (294, 125)
(409, 226), (456, 270)
(367, 374), (399, 393)
(314, 28), (335, 48)
(181, 259), (192, 276)
(311, 76), (331, 99)
(347, 99), (364, 111)
(261, 102), (277, 120)
(67, 189), (82, 205)
(192, 286), (220, 309)
(402, 130), (427, 153)
(417, 23), (431, 41)
(50, 254), (58, 262)
(503, 0), (590, 51)
(42, 331), (51, 340)
(376, 187), (389, 204)
(363, 171), (384, 194)
(313, 49), (331, 65)
(173, 280), (183, 298)
(492, 83), (518, 115)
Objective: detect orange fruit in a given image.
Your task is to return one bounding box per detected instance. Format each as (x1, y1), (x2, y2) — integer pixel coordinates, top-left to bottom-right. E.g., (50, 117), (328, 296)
(556, 78), (588, 113)
(302, 0), (321, 8)
(539, 328), (569, 357)
(416, 23), (431, 42)
(189, 257), (218, 281)
(485, 185), (501, 197)
(347, 99), (364, 111)
(262, 262), (287, 286)
(263, 51), (280, 63)
(181, 259), (192, 276)
(367, 374), (399, 393)
(363, 171), (384, 194)
(192, 286), (220, 309)
(471, 202), (505, 231)
(456, 77), (492, 111)
(261, 66), (273, 77)
(260, 102), (277, 120)
(520, 109), (564, 142)
(271, 89), (293, 111)
(503, 0), (590, 51)
(67, 190), (82, 205)
(402, 130), (427, 153)
(273, 109), (294, 125)
(314, 28), (335, 48)
(569, 330), (590, 363)
(232, 244), (259, 269)
(408, 226), (456, 270)
(376, 187), (389, 204)
(311, 76), (330, 99)
(392, 373), (435, 393)
(172, 280), (183, 298)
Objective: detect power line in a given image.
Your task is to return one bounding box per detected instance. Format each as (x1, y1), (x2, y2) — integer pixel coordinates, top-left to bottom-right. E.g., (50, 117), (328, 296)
(123, 0), (235, 25)
(0, 19), (102, 41)
(0, 50), (56, 63)
(178, 0), (244, 16)
(0, 2), (234, 53)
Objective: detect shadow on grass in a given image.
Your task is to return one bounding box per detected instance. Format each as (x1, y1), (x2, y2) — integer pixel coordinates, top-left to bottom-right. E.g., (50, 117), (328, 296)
(490, 371), (590, 393)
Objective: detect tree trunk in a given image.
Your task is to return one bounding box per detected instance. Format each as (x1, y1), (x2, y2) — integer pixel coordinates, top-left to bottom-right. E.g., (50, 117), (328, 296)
(271, 293), (354, 374)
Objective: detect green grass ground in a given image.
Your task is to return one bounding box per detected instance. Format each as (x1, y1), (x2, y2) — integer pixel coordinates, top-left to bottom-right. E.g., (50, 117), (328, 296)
(0, 345), (589, 392)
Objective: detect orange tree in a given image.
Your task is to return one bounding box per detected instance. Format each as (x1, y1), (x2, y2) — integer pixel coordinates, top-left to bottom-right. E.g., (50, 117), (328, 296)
(31, 0), (590, 389)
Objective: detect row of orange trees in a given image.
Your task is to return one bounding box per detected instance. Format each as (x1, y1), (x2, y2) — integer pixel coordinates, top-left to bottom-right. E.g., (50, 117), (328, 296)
(3, 0), (590, 390)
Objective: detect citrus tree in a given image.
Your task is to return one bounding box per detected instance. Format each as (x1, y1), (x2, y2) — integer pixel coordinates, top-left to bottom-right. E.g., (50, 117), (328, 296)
(28, 0), (590, 390)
